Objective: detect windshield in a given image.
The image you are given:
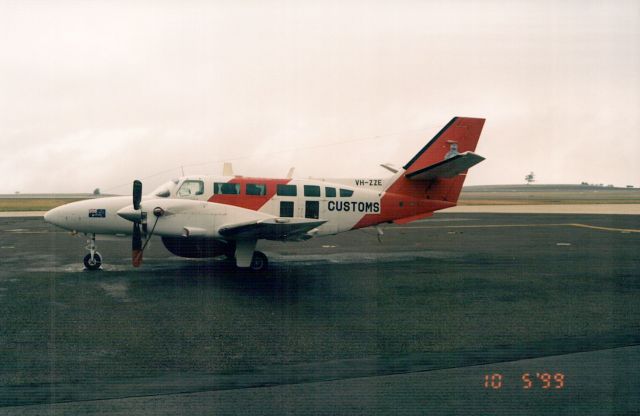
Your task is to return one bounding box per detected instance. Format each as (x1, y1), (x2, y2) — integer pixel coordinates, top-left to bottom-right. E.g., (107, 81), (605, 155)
(177, 180), (204, 197)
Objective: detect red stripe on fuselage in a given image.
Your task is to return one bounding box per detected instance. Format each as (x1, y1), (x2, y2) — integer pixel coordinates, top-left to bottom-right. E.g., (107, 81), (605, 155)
(351, 188), (453, 230)
(207, 177), (292, 211)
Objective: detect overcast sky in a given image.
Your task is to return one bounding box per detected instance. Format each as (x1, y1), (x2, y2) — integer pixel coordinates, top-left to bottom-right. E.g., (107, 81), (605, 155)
(1, 0), (638, 194)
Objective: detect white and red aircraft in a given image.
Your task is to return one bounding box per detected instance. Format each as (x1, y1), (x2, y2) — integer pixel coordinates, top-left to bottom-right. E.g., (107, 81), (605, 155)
(45, 117), (485, 271)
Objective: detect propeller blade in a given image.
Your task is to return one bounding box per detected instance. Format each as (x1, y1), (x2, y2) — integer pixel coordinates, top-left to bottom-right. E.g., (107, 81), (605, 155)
(132, 223), (143, 267)
(132, 250), (143, 268)
(133, 180), (142, 210)
(132, 223), (142, 250)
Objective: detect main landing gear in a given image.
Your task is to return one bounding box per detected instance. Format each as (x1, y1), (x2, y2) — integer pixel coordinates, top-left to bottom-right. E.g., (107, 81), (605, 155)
(249, 251), (268, 272)
(83, 234), (102, 271)
(233, 240), (269, 273)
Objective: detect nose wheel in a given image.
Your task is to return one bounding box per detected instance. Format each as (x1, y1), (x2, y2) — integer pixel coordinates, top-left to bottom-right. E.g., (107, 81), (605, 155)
(83, 252), (102, 270)
(84, 234), (102, 270)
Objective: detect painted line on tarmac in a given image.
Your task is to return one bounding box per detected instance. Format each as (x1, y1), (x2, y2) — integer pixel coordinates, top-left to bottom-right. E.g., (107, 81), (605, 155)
(567, 223), (640, 233)
(392, 223), (640, 233)
(392, 223), (568, 230)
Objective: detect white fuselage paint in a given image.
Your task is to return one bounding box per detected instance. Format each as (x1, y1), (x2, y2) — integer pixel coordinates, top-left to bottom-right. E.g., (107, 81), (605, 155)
(44, 175), (394, 239)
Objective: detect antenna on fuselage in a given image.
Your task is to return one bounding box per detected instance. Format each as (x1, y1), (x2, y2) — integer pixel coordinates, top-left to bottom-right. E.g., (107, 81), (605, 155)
(286, 167), (295, 179)
(380, 163), (398, 174)
(222, 162), (233, 176)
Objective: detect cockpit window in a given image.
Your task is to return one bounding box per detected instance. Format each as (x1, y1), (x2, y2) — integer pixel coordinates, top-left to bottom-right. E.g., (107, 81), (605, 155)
(177, 180), (204, 197)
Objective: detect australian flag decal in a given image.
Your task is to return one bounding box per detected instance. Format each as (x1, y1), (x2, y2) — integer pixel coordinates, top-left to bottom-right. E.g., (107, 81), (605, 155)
(88, 209), (106, 218)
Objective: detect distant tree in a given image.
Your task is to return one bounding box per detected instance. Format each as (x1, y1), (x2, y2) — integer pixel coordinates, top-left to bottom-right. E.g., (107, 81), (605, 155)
(93, 188), (101, 195)
(581, 182), (589, 186)
(525, 172), (535, 185)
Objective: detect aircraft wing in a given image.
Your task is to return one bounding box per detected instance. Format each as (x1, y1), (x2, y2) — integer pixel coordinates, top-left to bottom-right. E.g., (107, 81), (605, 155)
(405, 152), (485, 181)
(219, 217), (327, 241)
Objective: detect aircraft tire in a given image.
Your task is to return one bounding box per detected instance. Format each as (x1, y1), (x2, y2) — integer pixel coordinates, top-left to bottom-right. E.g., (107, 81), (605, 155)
(83, 252), (102, 271)
(249, 251), (268, 272)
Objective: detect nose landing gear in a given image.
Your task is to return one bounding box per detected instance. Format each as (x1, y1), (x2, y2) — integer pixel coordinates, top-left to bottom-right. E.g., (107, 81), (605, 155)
(83, 234), (102, 270)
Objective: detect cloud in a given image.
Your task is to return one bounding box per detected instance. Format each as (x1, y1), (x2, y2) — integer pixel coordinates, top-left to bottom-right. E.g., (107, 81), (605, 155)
(1, 0), (638, 192)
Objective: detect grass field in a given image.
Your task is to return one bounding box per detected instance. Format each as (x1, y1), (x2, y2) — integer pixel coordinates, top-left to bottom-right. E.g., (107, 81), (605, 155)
(458, 184), (640, 205)
(0, 198), (84, 212)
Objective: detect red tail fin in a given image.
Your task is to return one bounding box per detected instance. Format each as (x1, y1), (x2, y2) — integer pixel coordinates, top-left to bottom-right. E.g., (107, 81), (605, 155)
(404, 117), (485, 175)
(352, 117), (485, 229)
(388, 117), (485, 204)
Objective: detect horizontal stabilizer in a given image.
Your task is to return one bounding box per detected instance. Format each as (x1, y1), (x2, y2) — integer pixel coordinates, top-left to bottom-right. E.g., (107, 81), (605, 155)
(405, 152), (485, 181)
(219, 217), (327, 241)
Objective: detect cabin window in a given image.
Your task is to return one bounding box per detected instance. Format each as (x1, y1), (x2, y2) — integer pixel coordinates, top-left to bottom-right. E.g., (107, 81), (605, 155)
(339, 188), (354, 197)
(177, 180), (204, 197)
(325, 187), (336, 198)
(304, 185), (321, 197)
(277, 184), (297, 196)
(214, 182), (241, 195)
(305, 201), (319, 219)
(246, 183), (267, 196)
(280, 201), (294, 217)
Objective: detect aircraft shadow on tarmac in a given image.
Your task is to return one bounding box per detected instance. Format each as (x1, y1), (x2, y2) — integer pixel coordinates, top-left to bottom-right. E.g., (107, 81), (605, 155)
(91, 258), (336, 303)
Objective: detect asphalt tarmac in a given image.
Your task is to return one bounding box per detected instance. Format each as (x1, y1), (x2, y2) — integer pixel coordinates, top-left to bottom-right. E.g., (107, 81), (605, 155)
(0, 213), (639, 415)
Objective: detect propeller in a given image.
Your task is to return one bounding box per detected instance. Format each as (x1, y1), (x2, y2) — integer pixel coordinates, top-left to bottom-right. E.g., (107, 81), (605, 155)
(131, 180), (144, 267)
(126, 180), (165, 267)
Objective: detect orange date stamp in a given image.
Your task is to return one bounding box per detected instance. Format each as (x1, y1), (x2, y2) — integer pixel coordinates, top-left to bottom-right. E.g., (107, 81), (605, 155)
(483, 372), (565, 390)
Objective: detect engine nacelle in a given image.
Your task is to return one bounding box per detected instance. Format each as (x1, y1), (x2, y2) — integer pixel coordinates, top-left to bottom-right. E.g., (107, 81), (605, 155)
(161, 236), (235, 259)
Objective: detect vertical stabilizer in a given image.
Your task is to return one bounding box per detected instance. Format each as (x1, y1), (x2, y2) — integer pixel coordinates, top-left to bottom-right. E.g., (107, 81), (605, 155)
(389, 117), (486, 204)
(403, 117), (485, 175)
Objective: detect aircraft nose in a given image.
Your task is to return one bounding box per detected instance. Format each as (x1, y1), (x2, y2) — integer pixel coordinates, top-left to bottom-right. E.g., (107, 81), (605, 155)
(44, 206), (64, 227)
